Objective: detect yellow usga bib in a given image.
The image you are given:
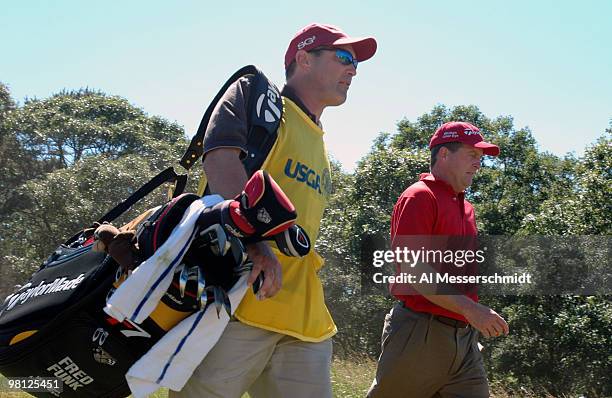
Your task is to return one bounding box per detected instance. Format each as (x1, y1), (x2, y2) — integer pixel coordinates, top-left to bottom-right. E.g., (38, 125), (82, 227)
(234, 97), (336, 342)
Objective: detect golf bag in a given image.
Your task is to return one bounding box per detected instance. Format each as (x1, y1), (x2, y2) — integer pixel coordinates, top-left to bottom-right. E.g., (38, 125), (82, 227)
(0, 169), (309, 397)
(0, 66), (302, 397)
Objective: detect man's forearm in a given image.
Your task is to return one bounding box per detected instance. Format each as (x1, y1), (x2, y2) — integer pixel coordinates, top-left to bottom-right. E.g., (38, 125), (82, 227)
(203, 148), (248, 198)
(202, 147), (282, 299)
(420, 294), (478, 318)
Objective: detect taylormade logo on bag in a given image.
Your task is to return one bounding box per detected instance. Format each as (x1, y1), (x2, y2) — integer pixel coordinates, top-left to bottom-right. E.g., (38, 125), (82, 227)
(3, 274), (86, 311)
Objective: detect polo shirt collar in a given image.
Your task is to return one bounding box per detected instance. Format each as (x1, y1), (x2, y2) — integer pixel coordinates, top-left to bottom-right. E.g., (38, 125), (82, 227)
(281, 85), (318, 125)
(419, 173), (464, 197)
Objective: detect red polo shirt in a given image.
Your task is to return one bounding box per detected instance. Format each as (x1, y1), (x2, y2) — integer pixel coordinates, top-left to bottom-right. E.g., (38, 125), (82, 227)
(390, 173), (478, 321)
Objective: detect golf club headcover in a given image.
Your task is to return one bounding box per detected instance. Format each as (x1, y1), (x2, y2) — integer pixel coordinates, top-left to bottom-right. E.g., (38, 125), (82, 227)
(197, 170), (310, 257)
(92, 223), (140, 272)
(238, 170), (296, 237)
(273, 224), (311, 257)
(198, 170), (297, 239)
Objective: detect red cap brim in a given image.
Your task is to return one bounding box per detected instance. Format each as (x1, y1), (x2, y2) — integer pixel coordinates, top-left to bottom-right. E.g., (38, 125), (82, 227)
(474, 141), (500, 156)
(332, 37), (377, 62)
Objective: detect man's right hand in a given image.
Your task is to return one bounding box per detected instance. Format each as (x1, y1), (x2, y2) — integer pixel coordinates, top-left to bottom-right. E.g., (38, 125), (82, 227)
(422, 294), (509, 338)
(463, 302), (509, 338)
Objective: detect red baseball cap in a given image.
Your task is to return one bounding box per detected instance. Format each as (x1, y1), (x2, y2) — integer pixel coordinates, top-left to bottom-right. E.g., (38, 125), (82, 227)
(284, 23), (377, 69)
(429, 122), (500, 156)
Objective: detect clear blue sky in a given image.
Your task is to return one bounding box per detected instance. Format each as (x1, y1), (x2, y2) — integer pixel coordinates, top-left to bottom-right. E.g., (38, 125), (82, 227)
(1, 0), (610, 171)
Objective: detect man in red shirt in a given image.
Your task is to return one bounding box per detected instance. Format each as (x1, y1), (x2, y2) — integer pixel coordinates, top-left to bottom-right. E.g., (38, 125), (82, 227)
(367, 122), (509, 398)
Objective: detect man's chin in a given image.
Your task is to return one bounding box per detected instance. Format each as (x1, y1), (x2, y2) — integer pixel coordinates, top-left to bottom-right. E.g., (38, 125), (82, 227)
(330, 94), (347, 106)
(463, 176), (474, 189)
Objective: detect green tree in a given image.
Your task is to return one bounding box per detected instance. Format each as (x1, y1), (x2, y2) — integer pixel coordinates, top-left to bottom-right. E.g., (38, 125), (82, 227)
(1, 89), (188, 217)
(0, 82), (43, 214)
(0, 82), (15, 113)
(0, 88), (192, 297)
(521, 130), (611, 235)
(318, 158), (399, 356)
(481, 131), (612, 397)
(6, 89), (185, 169)
(1, 155), (178, 272)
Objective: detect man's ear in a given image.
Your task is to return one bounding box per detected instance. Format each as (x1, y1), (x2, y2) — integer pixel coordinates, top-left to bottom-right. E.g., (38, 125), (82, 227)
(438, 146), (449, 161)
(294, 49), (311, 71)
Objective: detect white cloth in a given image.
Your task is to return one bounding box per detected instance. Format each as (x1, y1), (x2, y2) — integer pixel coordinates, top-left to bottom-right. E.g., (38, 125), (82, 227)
(126, 274), (249, 397)
(104, 195), (223, 323)
(102, 194), (252, 397)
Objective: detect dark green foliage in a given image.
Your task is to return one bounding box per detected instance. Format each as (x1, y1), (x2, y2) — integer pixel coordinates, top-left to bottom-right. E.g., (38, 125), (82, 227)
(481, 295), (611, 397)
(0, 86), (191, 298)
(317, 159), (396, 356)
(6, 89), (185, 168)
(0, 83), (16, 113)
(521, 133), (611, 235)
(479, 132), (612, 396)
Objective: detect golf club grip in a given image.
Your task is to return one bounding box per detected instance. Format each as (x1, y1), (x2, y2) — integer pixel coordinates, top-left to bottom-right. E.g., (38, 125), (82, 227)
(252, 273), (264, 295)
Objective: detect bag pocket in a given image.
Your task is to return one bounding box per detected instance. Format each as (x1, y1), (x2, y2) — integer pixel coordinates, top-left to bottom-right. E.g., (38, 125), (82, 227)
(0, 310), (136, 398)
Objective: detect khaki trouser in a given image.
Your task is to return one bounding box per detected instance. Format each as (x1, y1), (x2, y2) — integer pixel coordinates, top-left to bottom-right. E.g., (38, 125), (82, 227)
(169, 320), (333, 398)
(367, 302), (489, 398)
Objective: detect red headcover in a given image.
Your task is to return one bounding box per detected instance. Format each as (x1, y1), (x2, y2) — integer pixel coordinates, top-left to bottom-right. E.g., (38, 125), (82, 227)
(238, 171), (297, 237)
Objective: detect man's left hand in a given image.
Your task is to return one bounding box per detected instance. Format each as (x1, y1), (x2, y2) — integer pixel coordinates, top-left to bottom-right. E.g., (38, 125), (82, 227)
(247, 241), (282, 300)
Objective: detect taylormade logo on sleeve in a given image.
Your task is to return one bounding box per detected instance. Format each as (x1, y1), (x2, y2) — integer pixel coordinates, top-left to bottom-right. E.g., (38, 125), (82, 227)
(256, 82), (281, 123)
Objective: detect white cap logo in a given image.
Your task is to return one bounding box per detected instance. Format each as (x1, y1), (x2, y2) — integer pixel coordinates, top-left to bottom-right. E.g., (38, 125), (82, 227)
(297, 35), (316, 50)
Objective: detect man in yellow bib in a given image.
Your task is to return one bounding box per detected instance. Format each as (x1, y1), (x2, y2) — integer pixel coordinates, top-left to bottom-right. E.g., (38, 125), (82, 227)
(170, 23), (377, 398)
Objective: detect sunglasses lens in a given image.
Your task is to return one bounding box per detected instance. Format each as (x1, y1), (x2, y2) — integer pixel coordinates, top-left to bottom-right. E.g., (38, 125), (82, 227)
(337, 53), (351, 65)
(336, 50), (357, 69)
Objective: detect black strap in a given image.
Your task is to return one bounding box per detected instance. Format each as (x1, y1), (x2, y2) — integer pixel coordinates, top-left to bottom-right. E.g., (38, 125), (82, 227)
(180, 65), (283, 175)
(173, 174), (188, 199)
(180, 65), (260, 170)
(64, 167), (186, 246)
(97, 167), (184, 224)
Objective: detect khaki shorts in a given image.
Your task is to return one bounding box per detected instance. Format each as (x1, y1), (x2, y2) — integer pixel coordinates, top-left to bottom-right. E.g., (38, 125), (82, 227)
(367, 302), (489, 398)
(169, 320), (333, 398)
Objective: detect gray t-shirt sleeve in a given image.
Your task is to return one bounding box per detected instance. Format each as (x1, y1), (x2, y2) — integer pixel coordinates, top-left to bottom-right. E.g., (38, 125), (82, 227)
(202, 76), (252, 159)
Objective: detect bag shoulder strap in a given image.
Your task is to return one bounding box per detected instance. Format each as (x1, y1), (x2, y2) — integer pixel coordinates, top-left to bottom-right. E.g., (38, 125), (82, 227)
(179, 65), (283, 176)
(97, 167), (186, 224)
(242, 67), (283, 176)
(64, 167), (186, 245)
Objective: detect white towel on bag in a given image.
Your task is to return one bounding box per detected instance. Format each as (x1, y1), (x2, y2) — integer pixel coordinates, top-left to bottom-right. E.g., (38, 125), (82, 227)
(125, 274), (248, 397)
(102, 194), (251, 397)
(104, 195), (222, 323)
